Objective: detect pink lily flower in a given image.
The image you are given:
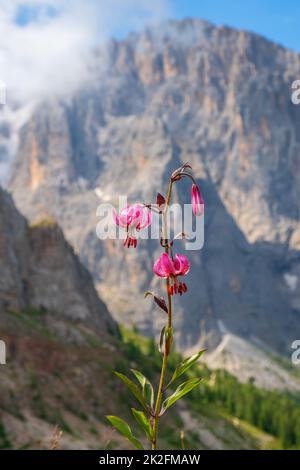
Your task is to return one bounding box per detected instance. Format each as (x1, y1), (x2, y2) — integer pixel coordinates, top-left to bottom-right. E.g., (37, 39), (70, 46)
(191, 183), (204, 216)
(153, 252), (190, 295)
(113, 204), (152, 248)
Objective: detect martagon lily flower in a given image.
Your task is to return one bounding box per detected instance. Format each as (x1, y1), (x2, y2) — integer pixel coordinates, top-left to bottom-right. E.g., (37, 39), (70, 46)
(191, 183), (204, 216)
(153, 252), (190, 295)
(112, 204), (152, 248)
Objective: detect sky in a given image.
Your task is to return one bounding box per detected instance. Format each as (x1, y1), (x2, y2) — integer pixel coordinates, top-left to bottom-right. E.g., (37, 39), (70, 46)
(13, 0), (300, 51)
(171, 0), (300, 52)
(0, 0), (299, 104)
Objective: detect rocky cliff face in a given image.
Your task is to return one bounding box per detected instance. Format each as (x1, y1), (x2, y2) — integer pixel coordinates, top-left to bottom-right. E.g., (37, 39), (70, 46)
(7, 19), (300, 356)
(0, 188), (115, 333)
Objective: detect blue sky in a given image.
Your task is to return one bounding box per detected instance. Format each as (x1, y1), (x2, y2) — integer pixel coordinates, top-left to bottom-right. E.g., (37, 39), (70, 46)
(12, 0), (300, 51)
(171, 0), (300, 51)
(4, 0), (299, 104)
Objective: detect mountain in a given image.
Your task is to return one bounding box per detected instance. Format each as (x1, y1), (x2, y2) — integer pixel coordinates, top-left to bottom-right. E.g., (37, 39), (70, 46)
(1, 190), (300, 450)
(0, 188), (115, 333)
(6, 18), (300, 366)
(0, 188), (278, 449)
(0, 186), (120, 448)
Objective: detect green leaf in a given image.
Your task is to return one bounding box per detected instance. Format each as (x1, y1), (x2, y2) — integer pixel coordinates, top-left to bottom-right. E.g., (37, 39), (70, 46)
(159, 326), (166, 354)
(167, 350), (206, 388)
(158, 326), (173, 355)
(130, 369), (148, 388)
(161, 377), (202, 414)
(131, 408), (153, 440)
(106, 415), (143, 450)
(114, 371), (148, 412)
(130, 369), (154, 408)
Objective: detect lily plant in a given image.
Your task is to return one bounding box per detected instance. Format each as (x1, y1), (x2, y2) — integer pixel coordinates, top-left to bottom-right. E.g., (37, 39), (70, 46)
(106, 163), (205, 450)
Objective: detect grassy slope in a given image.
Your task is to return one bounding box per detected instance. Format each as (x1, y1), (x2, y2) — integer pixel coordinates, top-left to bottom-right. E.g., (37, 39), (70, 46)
(119, 327), (279, 450)
(0, 309), (287, 450)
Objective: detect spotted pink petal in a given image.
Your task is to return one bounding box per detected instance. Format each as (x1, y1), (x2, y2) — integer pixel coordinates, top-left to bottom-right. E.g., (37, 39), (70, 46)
(153, 257), (167, 278)
(173, 253), (190, 276)
(130, 204), (144, 228)
(160, 253), (176, 276)
(153, 253), (174, 278)
(113, 205), (134, 228)
(112, 207), (120, 226)
(132, 204), (143, 217)
(139, 210), (152, 230)
(117, 205), (135, 227)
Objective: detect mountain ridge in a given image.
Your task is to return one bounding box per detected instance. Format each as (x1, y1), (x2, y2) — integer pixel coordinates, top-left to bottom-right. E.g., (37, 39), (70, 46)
(0, 187), (116, 333)
(5, 17), (300, 364)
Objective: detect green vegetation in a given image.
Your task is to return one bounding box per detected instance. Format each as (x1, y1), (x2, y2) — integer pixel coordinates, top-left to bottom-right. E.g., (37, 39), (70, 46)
(0, 420), (12, 449)
(2, 314), (299, 450)
(30, 216), (57, 229)
(29, 371), (72, 434)
(8, 306), (52, 339)
(119, 326), (182, 379)
(120, 327), (300, 449)
(195, 370), (300, 449)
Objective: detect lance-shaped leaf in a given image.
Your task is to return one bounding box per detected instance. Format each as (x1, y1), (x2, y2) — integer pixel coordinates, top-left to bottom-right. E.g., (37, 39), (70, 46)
(130, 369), (154, 409)
(167, 350), (206, 388)
(106, 415), (143, 450)
(159, 326), (166, 354)
(144, 291), (168, 314)
(131, 409), (153, 441)
(158, 326), (173, 355)
(161, 378), (202, 414)
(114, 371), (148, 412)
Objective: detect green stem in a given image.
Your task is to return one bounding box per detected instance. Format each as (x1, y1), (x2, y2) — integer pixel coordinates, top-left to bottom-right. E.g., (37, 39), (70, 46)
(151, 331), (169, 449)
(151, 181), (173, 450)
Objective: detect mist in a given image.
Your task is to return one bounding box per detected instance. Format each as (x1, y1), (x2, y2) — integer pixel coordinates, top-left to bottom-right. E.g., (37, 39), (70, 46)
(0, 0), (171, 104)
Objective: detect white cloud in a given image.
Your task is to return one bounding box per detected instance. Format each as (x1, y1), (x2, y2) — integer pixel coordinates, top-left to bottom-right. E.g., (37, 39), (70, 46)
(0, 0), (171, 184)
(0, 0), (172, 103)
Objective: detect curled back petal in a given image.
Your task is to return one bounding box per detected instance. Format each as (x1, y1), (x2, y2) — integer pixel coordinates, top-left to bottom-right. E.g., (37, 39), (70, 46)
(160, 253), (176, 276)
(173, 253), (190, 276)
(112, 207), (120, 226)
(139, 210), (152, 230)
(153, 257), (168, 278)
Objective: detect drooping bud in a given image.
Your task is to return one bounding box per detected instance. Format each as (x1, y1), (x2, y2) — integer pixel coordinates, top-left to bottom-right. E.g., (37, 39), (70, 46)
(144, 291), (168, 314)
(156, 193), (166, 209)
(191, 183), (204, 216)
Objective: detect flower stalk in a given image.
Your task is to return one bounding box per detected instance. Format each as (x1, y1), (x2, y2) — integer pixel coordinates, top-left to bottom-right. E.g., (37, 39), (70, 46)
(151, 180), (173, 450)
(106, 163), (205, 450)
